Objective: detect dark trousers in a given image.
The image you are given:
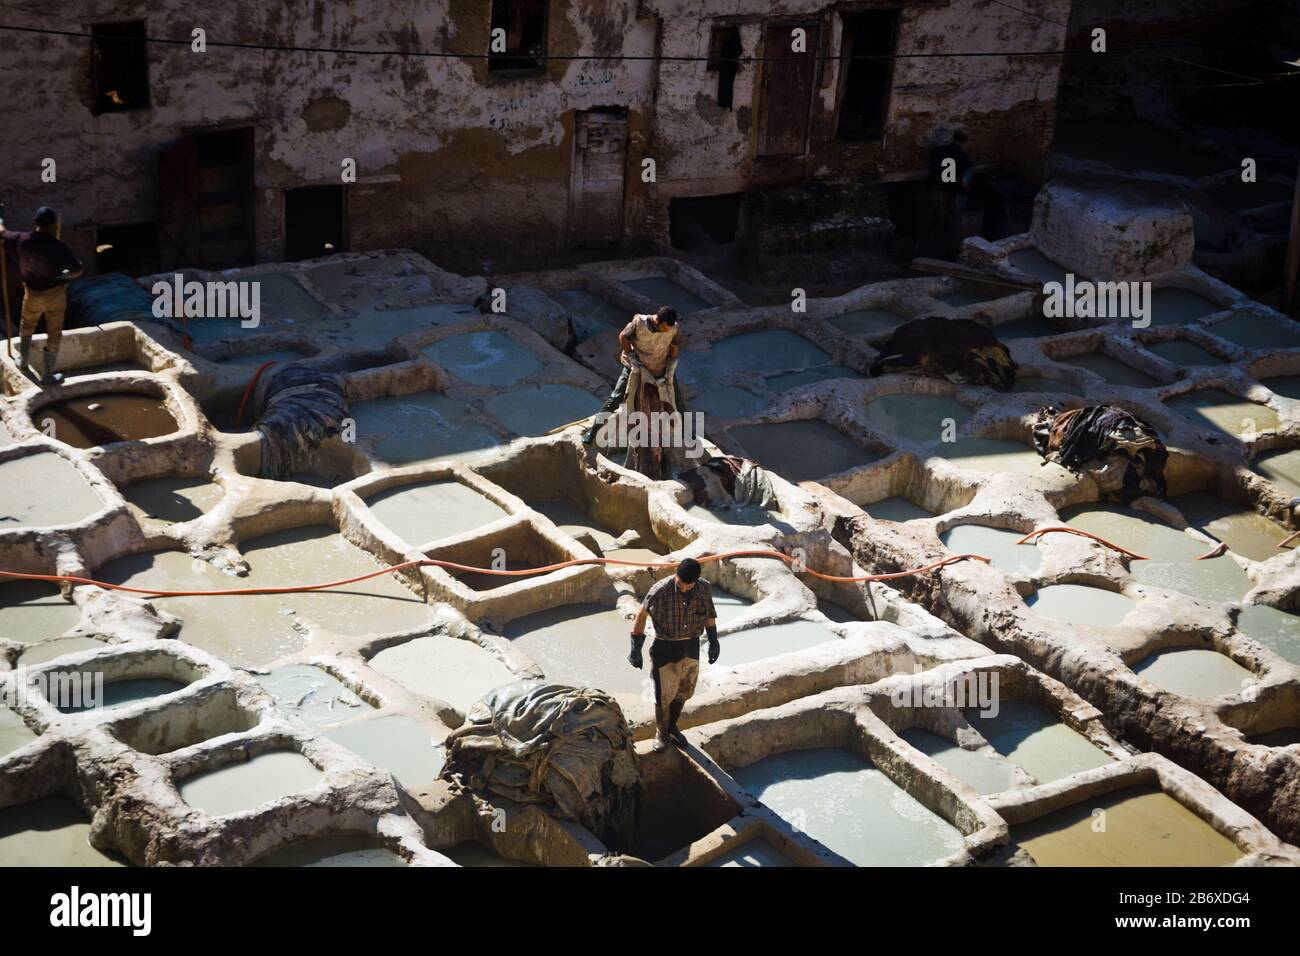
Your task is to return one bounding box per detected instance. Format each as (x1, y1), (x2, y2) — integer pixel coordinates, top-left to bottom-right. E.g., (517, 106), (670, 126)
(582, 367), (684, 442)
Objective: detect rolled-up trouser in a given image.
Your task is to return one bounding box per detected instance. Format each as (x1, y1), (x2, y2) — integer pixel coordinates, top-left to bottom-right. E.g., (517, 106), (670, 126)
(20, 284), (66, 352)
(586, 366), (685, 435)
(596, 366), (632, 418)
(651, 652), (699, 732)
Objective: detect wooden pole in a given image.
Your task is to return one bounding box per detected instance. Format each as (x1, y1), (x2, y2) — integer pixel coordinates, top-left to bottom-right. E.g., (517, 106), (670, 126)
(908, 257), (1041, 293)
(1285, 159), (1300, 318)
(1, 250), (11, 358)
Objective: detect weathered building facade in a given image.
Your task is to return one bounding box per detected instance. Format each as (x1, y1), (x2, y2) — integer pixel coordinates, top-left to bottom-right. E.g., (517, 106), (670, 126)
(0, 1), (1071, 274)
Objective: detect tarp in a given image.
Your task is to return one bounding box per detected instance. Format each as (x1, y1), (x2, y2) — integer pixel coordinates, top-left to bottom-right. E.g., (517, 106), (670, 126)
(65, 273), (155, 328)
(1033, 404), (1168, 500)
(678, 455), (778, 510)
(869, 316), (1018, 391)
(252, 364), (348, 479)
(440, 681), (640, 850)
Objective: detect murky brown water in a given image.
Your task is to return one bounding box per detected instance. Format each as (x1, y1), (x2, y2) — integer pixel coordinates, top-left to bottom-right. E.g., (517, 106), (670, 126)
(1013, 786), (1241, 866)
(35, 393), (179, 448)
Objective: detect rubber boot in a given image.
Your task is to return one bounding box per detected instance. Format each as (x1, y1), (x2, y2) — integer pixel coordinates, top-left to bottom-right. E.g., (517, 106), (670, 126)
(18, 336), (33, 380)
(666, 700), (688, 746)
(40, 347), (60, 386)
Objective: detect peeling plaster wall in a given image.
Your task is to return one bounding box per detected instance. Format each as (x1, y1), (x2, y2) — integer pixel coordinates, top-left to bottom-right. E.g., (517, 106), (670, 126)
(0, 0), (1071, 266)
(0, 1), (657, 267)
(645, 0), (1071, 234)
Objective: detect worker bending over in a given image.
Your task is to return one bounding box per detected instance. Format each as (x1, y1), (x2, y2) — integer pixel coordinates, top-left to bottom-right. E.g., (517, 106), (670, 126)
(582, 305), (681, 445)
(0, 206), (82, 384)
(628, 558), (720, 752)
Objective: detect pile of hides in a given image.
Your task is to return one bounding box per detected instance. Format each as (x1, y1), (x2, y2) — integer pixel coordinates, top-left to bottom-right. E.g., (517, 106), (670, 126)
(441, 681), (640, 850)
(251, 364), (349, 479)
(65, 273), (154, 329)
(678, 455), (778, 511)
(869, 316), (1017, 391)
(1032, 404), (1168, 500)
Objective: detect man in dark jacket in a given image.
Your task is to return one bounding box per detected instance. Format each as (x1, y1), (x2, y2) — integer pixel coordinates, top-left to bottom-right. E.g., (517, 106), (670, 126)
(922, 130), (974, 258)
(0, 206), (82, 384)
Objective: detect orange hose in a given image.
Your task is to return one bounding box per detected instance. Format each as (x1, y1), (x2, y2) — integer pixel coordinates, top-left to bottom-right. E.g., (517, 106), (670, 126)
(1280, 529), (1300, 549)
(0, 550), (990, 598)
(234, 360), (278, 429)
(1015, 526), (1148, 561)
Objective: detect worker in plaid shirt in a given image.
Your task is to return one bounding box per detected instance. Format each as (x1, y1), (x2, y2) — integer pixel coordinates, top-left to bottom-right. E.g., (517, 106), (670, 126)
(628, 558), (720, 752)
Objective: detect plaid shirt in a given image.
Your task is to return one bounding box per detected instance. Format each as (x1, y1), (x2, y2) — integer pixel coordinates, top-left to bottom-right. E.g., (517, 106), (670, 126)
(643, 576), (716, 642)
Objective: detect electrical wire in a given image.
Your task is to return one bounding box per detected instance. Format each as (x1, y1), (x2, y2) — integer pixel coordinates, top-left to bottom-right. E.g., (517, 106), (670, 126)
(0, 549), (992, 597)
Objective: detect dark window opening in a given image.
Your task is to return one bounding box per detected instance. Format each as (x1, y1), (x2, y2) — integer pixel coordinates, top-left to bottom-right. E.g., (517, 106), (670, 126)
(285, 185), (347, 262)
(197, 128), (255, 269)
(95, 222), (160, 277)
(488, 0), (548, 74)
(669, 194), (744, 251)
(707, 26), (743, 109)
(835, 10), (899, 142)
(91, 21), (150, 114)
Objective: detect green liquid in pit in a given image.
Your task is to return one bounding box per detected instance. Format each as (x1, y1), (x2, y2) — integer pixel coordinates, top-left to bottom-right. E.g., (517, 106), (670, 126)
(732, 747), (965, 867)
(369, 636), (517, 714)
(1253, 448), (1300, 496)
(350, 392), (502, 466)
(1172, 491), (1287, 562)
(1235, 604), (1300, 666)
(421, 331), (542, 386)
(0, 581), (80, 644)
(621, 276), (711, 313)
(1063, 353), (1160, 388)
(485, 384), (600, 437)
(254, 834), (407, 867)
(1144, 340), (1224, 367)
(178, 751), (324, 817)
(1150, 289), (1223, 327)
(942, 524), (1040, 573)
(830, 309), (906, 338)
(900, 729), (1013, 794)
(731, 421), (876, 482)
(1132, 647), (1255, 699)
(0, 707), (37, 759)
(56, 678), (187, 714)
(1209, 313), (1300, 350)
(323, 716), (444, 787)
(0, 452), (105, 528)
(498, 605), (640, 697)
(122, 476), (223, 523)
(0, 796), (126, 867)
(863, 394), (972, 442)
(964, 700), (1112, 783)
(706, 839), (794, 867)
(861, 497), (933, 521)
(1026, 584), (1134, 627)
(365, 479), (508, 547)
(1166, 388), (1279, 437)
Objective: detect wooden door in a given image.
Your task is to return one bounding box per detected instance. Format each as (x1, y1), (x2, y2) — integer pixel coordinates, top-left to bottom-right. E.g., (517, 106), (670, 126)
(757, 22), (820, 157)
(569, 110), (628, 248)
(158, 136), (202, 269)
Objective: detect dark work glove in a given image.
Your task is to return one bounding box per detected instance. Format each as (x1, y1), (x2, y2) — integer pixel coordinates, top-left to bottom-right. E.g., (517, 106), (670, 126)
(706, 626), (720, 665)
(628, 632), (646, 669)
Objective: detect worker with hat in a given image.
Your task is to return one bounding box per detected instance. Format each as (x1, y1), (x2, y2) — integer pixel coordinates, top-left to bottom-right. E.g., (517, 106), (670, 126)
(0, 206), (82, 384)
